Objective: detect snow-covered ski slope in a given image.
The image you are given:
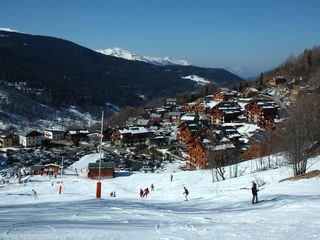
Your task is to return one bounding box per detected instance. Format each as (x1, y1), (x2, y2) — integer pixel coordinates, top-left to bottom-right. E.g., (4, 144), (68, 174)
(1, 154), (320, 240)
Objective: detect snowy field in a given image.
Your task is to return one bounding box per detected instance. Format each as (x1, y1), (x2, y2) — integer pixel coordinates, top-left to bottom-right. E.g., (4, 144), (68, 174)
(1, 154), (320, 240)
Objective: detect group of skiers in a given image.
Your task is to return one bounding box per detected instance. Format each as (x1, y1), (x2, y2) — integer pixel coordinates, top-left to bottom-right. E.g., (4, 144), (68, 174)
(29, 175), (259, 203)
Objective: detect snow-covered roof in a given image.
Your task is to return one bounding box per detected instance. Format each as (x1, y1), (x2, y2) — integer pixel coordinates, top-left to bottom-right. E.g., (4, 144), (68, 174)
(119, 127), (150, 135)
(211, 143), (235, 151)
(181, 115), (195, 121)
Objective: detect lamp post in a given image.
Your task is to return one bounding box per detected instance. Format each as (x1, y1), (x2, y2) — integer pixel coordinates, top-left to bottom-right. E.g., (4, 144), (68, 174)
(96, 111), (104, 198)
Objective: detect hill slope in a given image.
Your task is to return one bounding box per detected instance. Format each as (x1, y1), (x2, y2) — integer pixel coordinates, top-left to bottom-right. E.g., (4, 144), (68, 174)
(0, 154), (320, 239)
(0, 30), (243, 113)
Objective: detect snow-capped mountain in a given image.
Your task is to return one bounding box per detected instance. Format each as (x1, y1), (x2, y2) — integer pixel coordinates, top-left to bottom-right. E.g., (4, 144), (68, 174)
(0, 27), (22, 33)
(226, 65), (261, 80)
(96, 47), (191, 66)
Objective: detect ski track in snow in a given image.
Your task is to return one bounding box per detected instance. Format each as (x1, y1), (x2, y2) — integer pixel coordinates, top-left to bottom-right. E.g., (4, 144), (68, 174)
(1, 155), (320, 240)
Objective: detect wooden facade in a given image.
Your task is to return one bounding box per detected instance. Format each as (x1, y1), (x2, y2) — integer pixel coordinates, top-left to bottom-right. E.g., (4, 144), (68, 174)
(207, 101), (242, 125)
(269, 76), (286, 86)
(214, 88), (234, 101)
(88, 162), (114, 179)
(182, 102), (206, 113)
(244, 100), (279, 123)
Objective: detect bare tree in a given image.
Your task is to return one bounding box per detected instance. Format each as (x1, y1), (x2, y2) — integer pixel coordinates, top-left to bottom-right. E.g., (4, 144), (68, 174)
(206, 146), (235, 181)
(280, 94), (320, 176)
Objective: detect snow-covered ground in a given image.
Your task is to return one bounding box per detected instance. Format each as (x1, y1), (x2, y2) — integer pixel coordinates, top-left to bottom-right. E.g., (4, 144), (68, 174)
(1, 154), (320, 240)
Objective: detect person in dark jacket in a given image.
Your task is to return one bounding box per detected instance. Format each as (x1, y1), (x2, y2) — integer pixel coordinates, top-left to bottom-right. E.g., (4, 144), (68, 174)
(151, 184), (154, 191)
(251, 181), (258, 204)
(140, 188), (144, 198)
(183, 187), (189, 201)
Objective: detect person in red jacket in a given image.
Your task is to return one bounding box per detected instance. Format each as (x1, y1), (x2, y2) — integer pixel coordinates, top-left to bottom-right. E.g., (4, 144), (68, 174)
(143, 188), (149, 197)
(140, 188), (144, 198)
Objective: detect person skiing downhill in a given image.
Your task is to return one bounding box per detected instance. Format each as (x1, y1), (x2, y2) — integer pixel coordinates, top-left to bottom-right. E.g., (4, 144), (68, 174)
(143, 188), (149, 197)
(31, 189), (38, 200)
(183, 187), (189, 201)
(251, 181), (258, 204)
(140, 188), (144, 198)
(151, 184), (154, 191)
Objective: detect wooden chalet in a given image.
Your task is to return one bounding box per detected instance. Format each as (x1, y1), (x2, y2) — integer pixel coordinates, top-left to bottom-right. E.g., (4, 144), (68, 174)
(269, 76), (287, 86)
(239, 131), (271, 161)
(257, 116), (276, 131)
(88, 162), (114, 179)
(186, 138), (207, 169)
(0, 134), (19, 147)
(242, 87), (259, 97)
(244, 100), (279, 123)
(65, 129), (89, 142)
(166, 98), (177, 106)
(115, 127), (153, 145)
(96, 127), (117, 142)
(163, 112), (181, 124)
(177, 122), (209, 145)
(207, 101), (242, 125)
(186, 136), (236, 170)
(146, 135), (167, 146)
(182, 102), (206, 113)
(214, 88), (235, 101)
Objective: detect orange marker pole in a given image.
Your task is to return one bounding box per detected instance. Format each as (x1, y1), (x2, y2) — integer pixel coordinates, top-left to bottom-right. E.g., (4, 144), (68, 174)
(96, 182), (101, 198)
(59, 185), (62, 194)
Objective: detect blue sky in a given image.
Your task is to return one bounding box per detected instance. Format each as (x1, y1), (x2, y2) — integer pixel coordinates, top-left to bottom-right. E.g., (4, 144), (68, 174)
(1, 0), (320, 73)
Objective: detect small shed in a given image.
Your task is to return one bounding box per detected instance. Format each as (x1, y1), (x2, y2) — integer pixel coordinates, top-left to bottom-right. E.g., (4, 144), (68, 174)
(88, 162), (115, 179)
(44, 164), (60, 175)
(31, 164), (44, 175)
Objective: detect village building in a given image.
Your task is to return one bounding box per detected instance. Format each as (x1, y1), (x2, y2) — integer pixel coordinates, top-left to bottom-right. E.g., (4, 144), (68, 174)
(269, 76), (287, 86)
(239, 131), (271, 161)
(96, 127), (117, 142)
(207, 101), (242, 125)
(214, 88), (235, 101)
(166, 98), (177, 106)
(19, 130), (42, 147)
(242, 87), (259, 97)
(88, 162), (114, 179)
(257, 116), (277, 131)
(0, 134), (19, 147)
(244, 99), (279, 123)
(115, 127), (153, 145)
(43, 129), (65, 140)
(182, 102), (206, 114)
(65, 129), (89, 143)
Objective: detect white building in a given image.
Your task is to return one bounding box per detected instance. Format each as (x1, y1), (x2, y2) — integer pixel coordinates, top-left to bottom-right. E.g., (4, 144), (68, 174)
(19, 131), (42, 147)
(44, 129), (65, 140)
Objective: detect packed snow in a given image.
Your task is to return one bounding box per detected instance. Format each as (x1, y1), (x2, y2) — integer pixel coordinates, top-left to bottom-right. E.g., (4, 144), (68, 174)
(1, 153), (320, 240)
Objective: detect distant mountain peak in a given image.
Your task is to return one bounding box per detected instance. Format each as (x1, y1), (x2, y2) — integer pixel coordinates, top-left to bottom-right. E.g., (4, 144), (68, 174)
(226, 65), (261, 79)
(96, 47), (191, 66)
(0, 27), (23, 33)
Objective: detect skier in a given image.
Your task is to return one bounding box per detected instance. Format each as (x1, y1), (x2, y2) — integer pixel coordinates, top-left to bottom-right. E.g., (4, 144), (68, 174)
(251, 181), (258, 204)
(143, 188), (149, 197)
(151, 183), (154, 191)
(113, 191), (116, 197)
(110, 191), (113, 197)
(31, 189), (38, 200)
(170, 174), (173, 182)
(183, 187), (189, 201)
(140, 188), (144, 198)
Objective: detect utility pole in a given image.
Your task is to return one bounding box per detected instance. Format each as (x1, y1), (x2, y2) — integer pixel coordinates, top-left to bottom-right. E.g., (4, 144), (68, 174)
(96, 111), (104, 198)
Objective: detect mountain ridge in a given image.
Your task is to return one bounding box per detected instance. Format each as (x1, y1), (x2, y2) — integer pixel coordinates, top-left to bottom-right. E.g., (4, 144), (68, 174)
(97, 47), (191, 66)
